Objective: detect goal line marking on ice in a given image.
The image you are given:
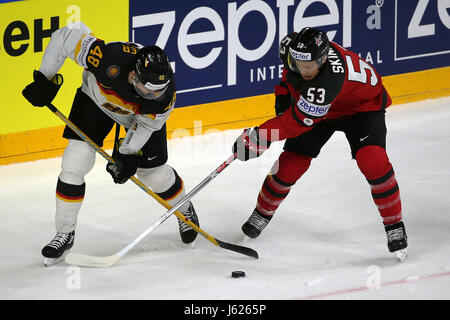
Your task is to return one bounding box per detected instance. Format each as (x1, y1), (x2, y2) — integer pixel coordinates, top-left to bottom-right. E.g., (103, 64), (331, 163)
(296, 270), (450, 300)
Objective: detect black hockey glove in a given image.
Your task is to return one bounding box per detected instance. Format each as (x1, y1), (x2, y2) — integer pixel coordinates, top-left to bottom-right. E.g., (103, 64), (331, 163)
(22, 70), (63, 107)
(232, 127), (271, 161)
(106, 139), (143, 184)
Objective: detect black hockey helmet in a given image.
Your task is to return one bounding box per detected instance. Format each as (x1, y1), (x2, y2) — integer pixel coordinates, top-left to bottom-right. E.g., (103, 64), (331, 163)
(133, 45), (172, 98)
(287, 27), (329, 73)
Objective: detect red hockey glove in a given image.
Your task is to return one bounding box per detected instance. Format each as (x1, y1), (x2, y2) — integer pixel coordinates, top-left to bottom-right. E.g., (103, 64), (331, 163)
(232, 127), (271, 161)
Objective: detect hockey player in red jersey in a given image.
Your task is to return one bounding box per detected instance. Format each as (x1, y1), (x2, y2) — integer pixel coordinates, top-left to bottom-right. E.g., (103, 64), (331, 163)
(232, 27), (407, 260)
(22, 22), (199, 265)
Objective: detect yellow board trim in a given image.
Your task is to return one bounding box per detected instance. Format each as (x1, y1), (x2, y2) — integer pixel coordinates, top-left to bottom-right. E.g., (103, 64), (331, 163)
(1, 66), (449, 165)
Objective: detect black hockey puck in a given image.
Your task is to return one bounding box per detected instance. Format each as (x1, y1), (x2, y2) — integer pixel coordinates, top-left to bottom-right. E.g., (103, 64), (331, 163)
(231, 271), (245, 278)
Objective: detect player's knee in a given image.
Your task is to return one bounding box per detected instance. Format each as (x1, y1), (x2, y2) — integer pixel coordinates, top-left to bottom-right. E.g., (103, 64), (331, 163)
(272, 151), (312, 183)
(136, 164), (176, 193)
(60, 139), (96, 185)
(355, 145), (391, 180)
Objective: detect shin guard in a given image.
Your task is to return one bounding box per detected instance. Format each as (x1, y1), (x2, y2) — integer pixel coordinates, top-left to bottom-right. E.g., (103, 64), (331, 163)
(256, 151), (312, 217)
(356, 146), (402, 225)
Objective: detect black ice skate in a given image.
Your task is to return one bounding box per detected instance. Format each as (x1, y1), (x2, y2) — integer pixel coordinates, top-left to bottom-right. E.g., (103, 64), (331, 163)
(242, 209), (272, 239)
(41, 231), (75, 266)
(385, 221), (408, 262)
(177, 202), (199, 245)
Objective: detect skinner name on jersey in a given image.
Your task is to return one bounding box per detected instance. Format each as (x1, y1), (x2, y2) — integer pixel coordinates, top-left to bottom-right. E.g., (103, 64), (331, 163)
(297, 96), (330, 117)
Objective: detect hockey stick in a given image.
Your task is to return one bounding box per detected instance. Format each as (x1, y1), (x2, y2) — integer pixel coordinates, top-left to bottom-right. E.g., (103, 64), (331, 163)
(66, 154), (242, 267)
(44, 103), (257, 266)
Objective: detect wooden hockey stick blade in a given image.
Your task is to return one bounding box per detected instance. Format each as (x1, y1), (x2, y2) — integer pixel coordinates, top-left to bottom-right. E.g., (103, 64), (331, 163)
(216, 239), (258, 259)
(65, 252), (121, 268)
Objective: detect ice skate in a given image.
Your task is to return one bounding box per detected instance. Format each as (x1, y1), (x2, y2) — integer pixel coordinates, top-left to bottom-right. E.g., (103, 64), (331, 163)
(42, 231), (75, 266)
(177, 202), (199, 245)
(385, 221), (407, 262)
(242, 209), (271, 239)
(43, 251), (70, 267)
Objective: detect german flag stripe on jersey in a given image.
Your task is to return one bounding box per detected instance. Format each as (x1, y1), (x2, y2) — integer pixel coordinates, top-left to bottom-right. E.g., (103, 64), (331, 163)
(97, 81), (141, 113)
(56, 179), (86, 203)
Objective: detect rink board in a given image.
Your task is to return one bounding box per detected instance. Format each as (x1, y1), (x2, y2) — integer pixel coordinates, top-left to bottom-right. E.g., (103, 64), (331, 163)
(1, 0), (449, 164)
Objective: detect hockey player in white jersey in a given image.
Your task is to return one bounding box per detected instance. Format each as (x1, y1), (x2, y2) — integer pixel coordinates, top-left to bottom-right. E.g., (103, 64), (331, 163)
(22, 22), (199, 266)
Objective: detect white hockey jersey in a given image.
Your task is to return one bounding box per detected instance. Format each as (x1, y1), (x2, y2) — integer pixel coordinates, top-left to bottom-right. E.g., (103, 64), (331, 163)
(38, 22), (175, 154)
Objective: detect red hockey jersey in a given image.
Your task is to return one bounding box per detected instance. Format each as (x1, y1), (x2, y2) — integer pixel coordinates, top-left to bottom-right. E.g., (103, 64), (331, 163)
(260, 37), (391, 142)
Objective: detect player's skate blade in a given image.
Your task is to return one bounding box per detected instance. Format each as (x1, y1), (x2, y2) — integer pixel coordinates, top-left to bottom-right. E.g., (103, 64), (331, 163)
(385, 221), (407, 262)
(185, 240), (196, 249)
(43, 251), (69, 267)
(41, 230), (75, 266)
(241, 209), (271, 240)
(394, 249), (407, 262)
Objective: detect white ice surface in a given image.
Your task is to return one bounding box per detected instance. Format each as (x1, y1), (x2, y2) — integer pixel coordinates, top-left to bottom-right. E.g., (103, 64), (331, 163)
(1, 97), (450, 300)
